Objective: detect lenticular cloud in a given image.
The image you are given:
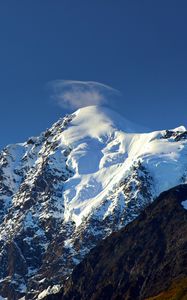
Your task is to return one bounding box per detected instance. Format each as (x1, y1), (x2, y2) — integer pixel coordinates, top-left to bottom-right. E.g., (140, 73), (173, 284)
(48, 80), (121, 109)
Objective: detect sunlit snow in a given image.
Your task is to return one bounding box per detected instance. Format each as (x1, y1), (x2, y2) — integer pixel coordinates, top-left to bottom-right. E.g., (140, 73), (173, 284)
(60, 106), (187, 226)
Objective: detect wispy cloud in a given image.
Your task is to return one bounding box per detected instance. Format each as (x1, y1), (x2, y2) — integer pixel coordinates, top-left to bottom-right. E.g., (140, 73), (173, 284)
(48, 80), (121, 110)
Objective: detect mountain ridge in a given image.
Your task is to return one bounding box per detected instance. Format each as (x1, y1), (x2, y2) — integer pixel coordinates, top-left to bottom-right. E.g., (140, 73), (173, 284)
(47, 184), (187, 300)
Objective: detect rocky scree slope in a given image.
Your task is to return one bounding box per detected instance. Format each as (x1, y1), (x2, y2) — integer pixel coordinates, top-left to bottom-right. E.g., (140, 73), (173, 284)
(49, 184), (187, 300)
(0, 106), (187, 299)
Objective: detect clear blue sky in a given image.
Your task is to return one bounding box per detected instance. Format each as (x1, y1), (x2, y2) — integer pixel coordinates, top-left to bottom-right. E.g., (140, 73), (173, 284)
(0, 0), (187, 149)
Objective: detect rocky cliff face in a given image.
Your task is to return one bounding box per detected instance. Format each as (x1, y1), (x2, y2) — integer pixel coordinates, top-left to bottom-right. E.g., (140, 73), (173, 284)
(0, 106), (187, 299)
(50, 184), (187, 300)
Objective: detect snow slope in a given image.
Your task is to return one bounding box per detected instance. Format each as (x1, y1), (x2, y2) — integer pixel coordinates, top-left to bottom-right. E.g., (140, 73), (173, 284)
(60, 106), (187, 226)
(0, 105), (187, 299)
(61, 106), (149, 226)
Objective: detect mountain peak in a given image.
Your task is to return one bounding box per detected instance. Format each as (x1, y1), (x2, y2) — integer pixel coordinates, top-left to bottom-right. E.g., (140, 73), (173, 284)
(64, 105), (148, 144)
(172, 125), (186, 132)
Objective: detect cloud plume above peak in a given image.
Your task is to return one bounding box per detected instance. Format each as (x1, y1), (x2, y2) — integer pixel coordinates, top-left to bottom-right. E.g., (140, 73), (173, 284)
(48, 80), (121, 110)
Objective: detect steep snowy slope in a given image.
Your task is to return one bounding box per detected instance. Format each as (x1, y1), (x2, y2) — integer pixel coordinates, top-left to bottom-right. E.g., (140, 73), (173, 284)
(0, 106), (187, 299)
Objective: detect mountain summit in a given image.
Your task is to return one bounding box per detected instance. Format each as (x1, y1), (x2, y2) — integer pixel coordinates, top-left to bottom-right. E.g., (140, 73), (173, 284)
(0, 106), (187, 299)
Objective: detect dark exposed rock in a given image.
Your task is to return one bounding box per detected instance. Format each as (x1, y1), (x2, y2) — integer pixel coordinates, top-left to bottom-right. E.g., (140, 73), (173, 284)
(48, 185), (187, 300)
(162, 129), (187, 141)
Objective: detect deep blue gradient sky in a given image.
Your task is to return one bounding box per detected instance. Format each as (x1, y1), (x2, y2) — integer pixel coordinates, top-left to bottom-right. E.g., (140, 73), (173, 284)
(0, 0), (187, 149)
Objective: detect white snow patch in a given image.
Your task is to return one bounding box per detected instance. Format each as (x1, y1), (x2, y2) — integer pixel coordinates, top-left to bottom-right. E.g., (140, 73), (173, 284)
(181, 200), (187, 210)
(37, 285), (61, 299)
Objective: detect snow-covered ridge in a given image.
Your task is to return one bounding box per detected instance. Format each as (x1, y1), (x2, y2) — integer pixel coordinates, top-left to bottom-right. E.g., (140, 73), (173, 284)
(58, 106), (187, 226)
(0, 105), (187, 299)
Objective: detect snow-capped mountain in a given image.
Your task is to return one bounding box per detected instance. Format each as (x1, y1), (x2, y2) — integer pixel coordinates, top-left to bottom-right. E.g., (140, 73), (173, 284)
(0, 105), (187, 299)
